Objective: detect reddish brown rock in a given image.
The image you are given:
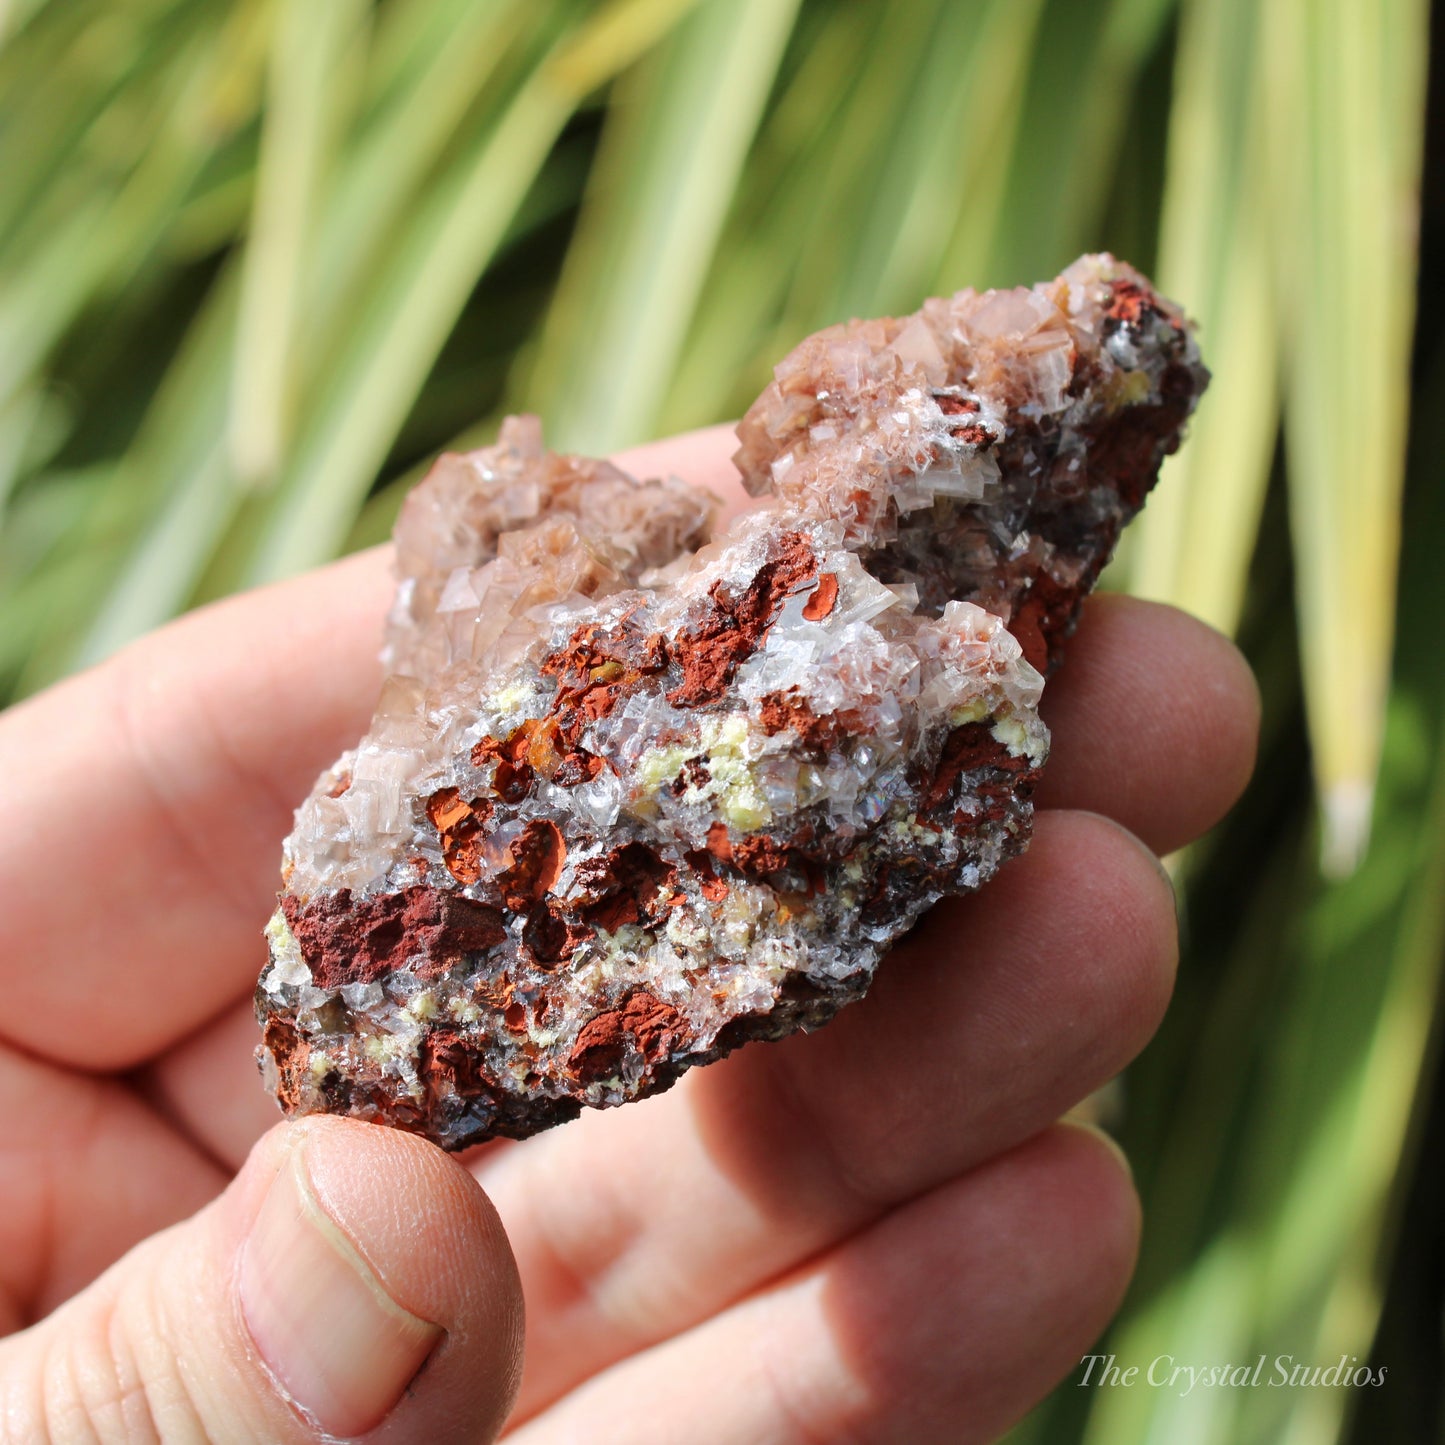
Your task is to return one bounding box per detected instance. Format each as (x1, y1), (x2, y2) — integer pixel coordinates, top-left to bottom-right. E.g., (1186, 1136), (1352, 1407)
(256, 255), (1207, 1148)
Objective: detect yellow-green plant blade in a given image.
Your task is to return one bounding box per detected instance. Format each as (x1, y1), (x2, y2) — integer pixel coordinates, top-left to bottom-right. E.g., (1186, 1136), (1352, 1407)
(0, 0), (53, 47)
(1073, 818), (1310, 1445)
(244, 0), (702, 584)
(240, 91), (570, 583)
(546, 0), (703, 99)
(52, 262), (243, 677)
(655, 4), (882, 434)
(1240, 384), (1445, 1445)
(991, 0), (1177, 286)
(0, 387), (50, 516)
(1269, 0), (1426, 875)
(55, 2), (552, 668)
(657, 0), (1047, 437)
(767, 0), (955, 338)
(0, 21), (202, 400)
(300, 0), (533, 347)
(0, 1), (159, 255)
(519, 0), (798, 453)
(0, 464), (113, 681)
(1126, 0), (1278, 638)
(927, 0), (1047, 294)
(0, 1), (266, 408)
(229, 0), (369, 487)
(1222, 711), (1445, 1445)
(838, 0), (1045, 313)
(1078, 688), (1445, 1445)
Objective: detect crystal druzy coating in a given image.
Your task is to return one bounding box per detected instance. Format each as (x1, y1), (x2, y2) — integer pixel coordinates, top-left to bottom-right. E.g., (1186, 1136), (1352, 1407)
(256, 254), (1209, 1148)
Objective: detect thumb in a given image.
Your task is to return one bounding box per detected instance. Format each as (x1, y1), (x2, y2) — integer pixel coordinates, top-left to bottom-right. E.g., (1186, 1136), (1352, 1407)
(0, 1117), (525, 1442)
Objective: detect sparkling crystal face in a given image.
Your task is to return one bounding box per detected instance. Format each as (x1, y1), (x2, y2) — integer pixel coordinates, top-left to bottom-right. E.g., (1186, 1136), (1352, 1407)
(256, 253), (1209, 1148)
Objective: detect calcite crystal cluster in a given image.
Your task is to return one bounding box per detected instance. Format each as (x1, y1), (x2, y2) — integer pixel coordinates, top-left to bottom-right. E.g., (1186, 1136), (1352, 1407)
(257, 254), (1208, 1148)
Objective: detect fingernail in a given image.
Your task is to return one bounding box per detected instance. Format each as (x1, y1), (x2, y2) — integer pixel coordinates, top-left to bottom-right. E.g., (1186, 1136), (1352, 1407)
(1156, 847), (1181, 914)
(1064, 1118), (1135, 1183)
(240, 1131), (443, 1438)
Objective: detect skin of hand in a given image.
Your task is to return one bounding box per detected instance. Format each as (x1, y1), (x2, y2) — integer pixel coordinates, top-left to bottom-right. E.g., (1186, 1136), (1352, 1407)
(0, 425), (1258, 1444)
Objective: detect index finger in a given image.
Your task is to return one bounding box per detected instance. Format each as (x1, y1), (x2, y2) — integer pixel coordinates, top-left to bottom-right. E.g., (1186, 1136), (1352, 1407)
(0, 429), (746, 1070)
(0, 426), (1252, 1070)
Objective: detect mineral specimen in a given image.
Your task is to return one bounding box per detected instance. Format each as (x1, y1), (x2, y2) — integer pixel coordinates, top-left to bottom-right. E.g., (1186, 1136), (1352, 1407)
(256, 254), (1208, 1148)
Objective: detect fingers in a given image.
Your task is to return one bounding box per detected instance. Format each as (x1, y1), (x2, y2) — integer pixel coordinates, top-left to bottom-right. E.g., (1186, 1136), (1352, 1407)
(508, 1123), (1139, 1445)
(0, 547), (395, 1070)
(144, 998), (292, 1170)
(475, 809), (1174, 1421)
(0, 1044), (225, 1329)
(600, 424), (753, 523)
(0, 430), (743, 1072)
(0, 1118), (525, 1443)
(1036, 593), (1260, 854)
(0, 422), (1252, 1080)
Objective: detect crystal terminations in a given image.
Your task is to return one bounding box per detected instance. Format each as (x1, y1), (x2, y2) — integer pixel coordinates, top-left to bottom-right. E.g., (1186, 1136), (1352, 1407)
(256, 255), (1208, 1148)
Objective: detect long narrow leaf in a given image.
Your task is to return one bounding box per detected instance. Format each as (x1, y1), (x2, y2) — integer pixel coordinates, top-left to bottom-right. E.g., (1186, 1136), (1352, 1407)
(519, 0), (798, 453)
(1269, 0), (1427, 874)
(990, 0), (1178, 286)
(1126, 0), (1278, 638)
(229, 0), (370, 486)
(245, 0), (704, 584)
(69, 3), (540, 659)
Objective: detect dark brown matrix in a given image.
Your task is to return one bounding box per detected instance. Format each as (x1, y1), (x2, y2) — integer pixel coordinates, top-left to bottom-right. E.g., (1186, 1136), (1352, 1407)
(257, 254), (1208, 1148)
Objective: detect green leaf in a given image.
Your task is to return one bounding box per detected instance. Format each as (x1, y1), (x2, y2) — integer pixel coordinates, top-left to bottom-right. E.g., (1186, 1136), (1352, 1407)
(229, 0), (370, 487)
(519, 0), (800, 453)
(1267, 0), (1428, 874)
(1125, 0), (1278, 638)
(244, 0), (704, 584)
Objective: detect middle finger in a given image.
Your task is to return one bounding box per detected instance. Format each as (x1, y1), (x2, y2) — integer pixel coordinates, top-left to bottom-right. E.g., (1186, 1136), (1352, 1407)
(477, 807), (1176, 1423)
(147, 809), (1174, 1413)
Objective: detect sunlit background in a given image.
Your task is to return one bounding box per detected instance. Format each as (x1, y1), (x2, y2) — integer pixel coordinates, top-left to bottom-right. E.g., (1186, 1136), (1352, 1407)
(0, 1), (1438, 1440)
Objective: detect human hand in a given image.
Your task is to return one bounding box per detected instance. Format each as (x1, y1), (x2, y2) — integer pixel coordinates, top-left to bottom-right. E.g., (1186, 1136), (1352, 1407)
(0, 426), (1258, 1442)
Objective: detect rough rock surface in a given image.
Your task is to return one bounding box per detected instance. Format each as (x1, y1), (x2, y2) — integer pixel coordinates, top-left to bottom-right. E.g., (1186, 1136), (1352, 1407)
(256, 254), (1208, 1148)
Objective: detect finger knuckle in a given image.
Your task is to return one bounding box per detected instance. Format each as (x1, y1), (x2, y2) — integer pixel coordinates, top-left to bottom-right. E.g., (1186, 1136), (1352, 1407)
(0, 1295), (210, 1445)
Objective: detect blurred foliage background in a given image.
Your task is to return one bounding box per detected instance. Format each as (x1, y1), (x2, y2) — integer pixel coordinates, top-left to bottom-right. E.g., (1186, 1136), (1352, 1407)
(0, 0), (1438, 1440)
